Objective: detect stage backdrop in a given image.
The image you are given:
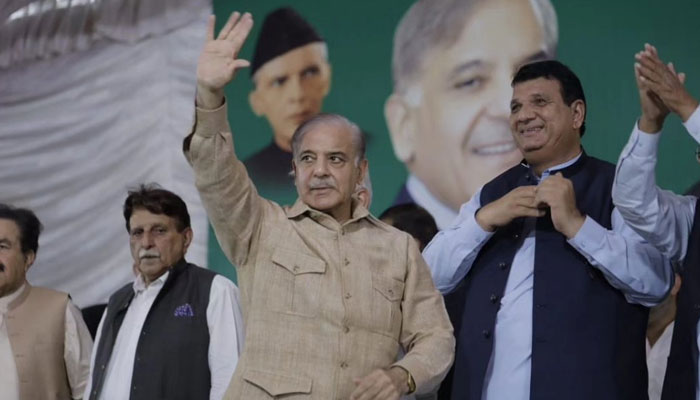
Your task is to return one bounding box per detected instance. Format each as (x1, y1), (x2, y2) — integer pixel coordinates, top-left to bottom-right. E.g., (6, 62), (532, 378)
(205, 0), (700, 281)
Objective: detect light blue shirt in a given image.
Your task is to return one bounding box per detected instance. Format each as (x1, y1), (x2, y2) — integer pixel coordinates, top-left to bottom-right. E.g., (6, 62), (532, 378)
(423, 153), (673, 400)
(613, 105), (700, 400)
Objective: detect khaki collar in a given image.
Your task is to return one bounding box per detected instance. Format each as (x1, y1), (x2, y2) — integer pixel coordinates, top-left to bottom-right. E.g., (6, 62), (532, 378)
(286, 197), (370, 226)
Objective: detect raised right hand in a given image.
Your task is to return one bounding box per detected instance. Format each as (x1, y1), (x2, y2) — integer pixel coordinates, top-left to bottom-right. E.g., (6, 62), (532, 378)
(196, 12), (254, 109)
(475, 185), (545, 232)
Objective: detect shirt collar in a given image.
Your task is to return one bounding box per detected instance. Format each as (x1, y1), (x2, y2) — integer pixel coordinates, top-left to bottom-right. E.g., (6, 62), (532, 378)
(521, 150), (584, 183)
(285, 197), (370, 224)
(132, 270), (170, 294)
(0, 282), (27, 314)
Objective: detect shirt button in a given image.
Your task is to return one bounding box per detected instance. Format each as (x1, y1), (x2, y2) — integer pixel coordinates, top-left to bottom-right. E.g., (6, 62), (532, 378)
(498, 262), (507, 270)
(340, 361), (348, 368)
(340, 229), (345, 236)
(489, 294), (498, 304)
(344, 258), (350, 266)
(513, 233), (520, 239)
(482, 329), (491, 339)
(344, 293), (352, 299)
(293, 266), (300, 273)
(343, 326), (350, 333)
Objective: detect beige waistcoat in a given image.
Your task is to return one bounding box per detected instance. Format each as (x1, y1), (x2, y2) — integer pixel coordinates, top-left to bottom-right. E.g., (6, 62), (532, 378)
(7, 284), (70, 400)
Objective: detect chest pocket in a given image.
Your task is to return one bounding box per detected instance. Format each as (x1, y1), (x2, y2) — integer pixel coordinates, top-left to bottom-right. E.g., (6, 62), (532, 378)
(371, 273), (405, 339)
(266, 247), (327, 317)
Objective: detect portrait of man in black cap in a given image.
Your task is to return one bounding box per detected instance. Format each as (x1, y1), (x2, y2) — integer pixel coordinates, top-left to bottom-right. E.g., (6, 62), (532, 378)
(244, 7), (331, 202)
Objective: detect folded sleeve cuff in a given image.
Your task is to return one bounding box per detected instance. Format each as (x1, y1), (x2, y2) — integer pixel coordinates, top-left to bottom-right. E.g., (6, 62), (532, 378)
(683, 105), (700, 142)
(568, 215), (605, 254)
(193, 100), (229, 138)
(631, 121), (662, 157)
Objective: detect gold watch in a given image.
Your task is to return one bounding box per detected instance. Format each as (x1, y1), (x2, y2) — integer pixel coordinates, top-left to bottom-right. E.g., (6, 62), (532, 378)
(406, 369), (416, 394)
(395, 366), (416, 394)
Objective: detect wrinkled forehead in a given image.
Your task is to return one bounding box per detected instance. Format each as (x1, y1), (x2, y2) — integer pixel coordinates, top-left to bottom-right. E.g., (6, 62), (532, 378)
(129, 208), (178, 229)
(299, 123), (356, 155)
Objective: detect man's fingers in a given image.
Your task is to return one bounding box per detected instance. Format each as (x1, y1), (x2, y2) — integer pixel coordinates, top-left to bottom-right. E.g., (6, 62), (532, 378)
(227, 12), (254, 45)
(206, 15), (215, 41)
(217, 11), (240, 40)
(635, 60), (662, 85)
(231, 59), (251, 70)
(679, 72), (687, 84)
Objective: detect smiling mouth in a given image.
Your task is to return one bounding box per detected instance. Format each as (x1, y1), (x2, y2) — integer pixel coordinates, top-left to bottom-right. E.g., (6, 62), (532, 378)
(520, 125), (544, 136)
(472, 141), (518, 156)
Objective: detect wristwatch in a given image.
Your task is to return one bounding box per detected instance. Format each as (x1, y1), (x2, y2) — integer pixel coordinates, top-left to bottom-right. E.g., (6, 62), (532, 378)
(394, 366), (416, 394)
(406, 369), (416, 394)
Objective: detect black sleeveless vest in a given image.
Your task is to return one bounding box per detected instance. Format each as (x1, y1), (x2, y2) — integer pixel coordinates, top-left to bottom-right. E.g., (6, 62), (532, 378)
(89, 259), (214, 400)
(450, 153), (649, 400)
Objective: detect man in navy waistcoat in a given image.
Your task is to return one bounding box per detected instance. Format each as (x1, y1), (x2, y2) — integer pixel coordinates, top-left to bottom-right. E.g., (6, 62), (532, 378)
(424, 60), (673, 400)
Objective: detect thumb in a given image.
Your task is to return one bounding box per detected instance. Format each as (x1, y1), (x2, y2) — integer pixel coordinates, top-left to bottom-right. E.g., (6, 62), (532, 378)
(555, 172), (563, 177)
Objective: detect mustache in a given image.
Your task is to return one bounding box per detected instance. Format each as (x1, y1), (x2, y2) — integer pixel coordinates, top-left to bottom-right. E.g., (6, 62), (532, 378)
(309, 178), (336, 190)
(138, 249), (160, 259)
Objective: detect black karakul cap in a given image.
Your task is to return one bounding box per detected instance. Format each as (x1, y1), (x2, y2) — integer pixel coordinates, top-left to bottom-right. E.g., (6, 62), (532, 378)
(250, 7), (324, 76)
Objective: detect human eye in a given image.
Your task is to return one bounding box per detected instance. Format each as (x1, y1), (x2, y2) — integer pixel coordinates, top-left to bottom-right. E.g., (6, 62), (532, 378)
(452, 75), (486, 91)
(510, 102), (521, 114)
(271, 76), (287, 88)
(299, 154), (314, 163)
(130, 229), (143, 238)
(329, 155), (344, 164)
(301, 65), (320, 79)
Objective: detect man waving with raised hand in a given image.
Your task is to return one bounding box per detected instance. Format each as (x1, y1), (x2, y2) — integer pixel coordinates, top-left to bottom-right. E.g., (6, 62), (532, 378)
(185, 11), (454, 400)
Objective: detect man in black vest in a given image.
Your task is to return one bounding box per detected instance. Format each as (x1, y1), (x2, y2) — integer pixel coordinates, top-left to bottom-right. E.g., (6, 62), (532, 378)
(84, 185), (244, 400)
(612, 43), (700, 400)
(424, 60), (673, 400)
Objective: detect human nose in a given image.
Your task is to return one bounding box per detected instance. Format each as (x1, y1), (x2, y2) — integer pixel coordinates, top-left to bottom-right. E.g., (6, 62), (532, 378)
(287, 76), (305, 103)
(312, 158), (329, 176)
(140, 232), (154, 248)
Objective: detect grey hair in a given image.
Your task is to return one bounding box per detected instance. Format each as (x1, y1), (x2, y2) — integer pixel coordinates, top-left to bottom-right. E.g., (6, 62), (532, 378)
(391, 0), (559, 94)
(290, 113), (366, 164)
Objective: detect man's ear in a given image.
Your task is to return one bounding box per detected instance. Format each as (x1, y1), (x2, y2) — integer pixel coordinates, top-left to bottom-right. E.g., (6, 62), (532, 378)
(249, 89), (264, 117)
(385, 93), (417, 163)
(357, 159), (369, 186)
(23, 250), (35, 271)
(182, 228), (193, 253)
(322, 62), (332, 97)
(571, 99), (586, 131)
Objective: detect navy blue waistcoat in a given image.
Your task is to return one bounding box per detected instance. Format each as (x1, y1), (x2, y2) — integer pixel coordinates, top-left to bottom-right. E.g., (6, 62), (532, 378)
(89, 259), (214, 400)
(661, 197), (700, 400)
(451, 152), (649, 400)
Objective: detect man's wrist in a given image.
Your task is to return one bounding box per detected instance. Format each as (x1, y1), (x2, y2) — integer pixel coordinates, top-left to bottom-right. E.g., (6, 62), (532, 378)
(388, 366), (412, 395)
(475, 207), (496, 232)
(678, 98), (700, 123)
(638, 115), (664, 134)
(195, 86), (225, 110)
